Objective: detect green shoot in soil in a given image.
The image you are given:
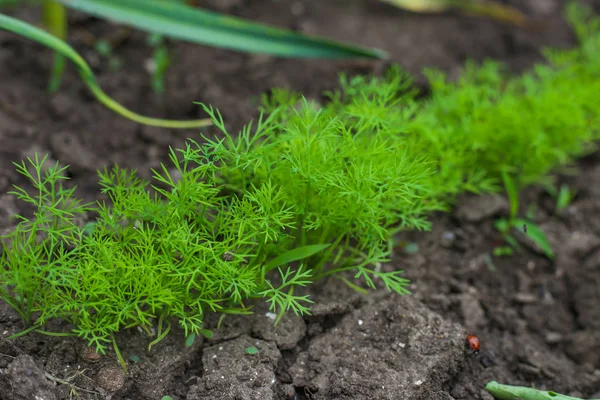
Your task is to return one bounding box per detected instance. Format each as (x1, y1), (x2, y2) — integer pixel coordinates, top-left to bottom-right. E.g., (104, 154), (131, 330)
(486, 381), (600, 400)
(494, 171), (554, 258)
(545, 183), (577, 211)
(147, 33), (170, 96)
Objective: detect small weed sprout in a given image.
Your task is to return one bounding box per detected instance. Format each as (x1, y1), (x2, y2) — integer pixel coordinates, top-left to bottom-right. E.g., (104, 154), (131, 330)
(556, 185), (577, 211)
(493, 171), (554, 258)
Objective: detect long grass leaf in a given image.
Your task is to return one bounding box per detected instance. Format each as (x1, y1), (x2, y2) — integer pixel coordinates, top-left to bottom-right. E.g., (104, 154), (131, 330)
(264, 244), (330, 274)
(0, 12), (212, 128)
(57, 0), (386, 59)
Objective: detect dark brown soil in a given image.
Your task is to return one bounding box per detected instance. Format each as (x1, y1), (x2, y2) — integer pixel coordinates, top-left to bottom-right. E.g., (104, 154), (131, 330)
(1, 0), (600, 399)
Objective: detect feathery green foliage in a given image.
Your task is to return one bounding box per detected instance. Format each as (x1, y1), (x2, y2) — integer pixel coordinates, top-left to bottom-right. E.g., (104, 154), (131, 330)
(2, 1), (600, 359)
(0, 101), (429, 352)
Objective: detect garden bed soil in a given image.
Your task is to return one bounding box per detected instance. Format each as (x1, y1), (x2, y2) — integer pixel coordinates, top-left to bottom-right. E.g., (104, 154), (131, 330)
(1, 0), (600, 399)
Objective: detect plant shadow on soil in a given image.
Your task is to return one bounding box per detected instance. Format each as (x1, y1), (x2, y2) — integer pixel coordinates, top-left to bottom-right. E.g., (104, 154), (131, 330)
(1, 0), (600, 399)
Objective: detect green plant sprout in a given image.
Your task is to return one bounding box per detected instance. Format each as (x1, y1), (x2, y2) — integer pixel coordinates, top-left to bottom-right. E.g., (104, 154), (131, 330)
(545, 183), (577, 211)
(493, 171), (554, 258)
(556, 185), (577, 210)
(94, 38), (123, 73)
(245, 346), (259, 355)
(147, 33), (170, 96)
(486, 381), (600, 400)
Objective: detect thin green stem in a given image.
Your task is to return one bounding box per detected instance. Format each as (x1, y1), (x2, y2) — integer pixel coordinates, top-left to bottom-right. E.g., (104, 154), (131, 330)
(0, 13), (213, 128)
(43, 0), (67, 93)
(112, 335), (128, 375)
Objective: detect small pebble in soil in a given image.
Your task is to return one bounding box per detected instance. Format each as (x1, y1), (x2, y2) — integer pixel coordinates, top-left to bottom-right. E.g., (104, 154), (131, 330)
(95, 365), (126, 392)
(479, 354), (496, 368)
(265, 312), (277, 320)
(441, 231), (456, 247)
(513, 293), (538, 304)
(456, 194), (508, 222)
(80, 346), (102, 363)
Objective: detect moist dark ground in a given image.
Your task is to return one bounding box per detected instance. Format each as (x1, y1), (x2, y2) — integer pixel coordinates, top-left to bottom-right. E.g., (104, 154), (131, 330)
(1, 0), (600, 399)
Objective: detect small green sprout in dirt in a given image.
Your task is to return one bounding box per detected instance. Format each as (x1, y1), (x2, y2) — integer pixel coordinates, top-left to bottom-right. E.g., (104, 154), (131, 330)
(147, 33), (170, 96)
(493, 171), (554, 259)
(94, 38), (122, 73)
(556, 185), (577, 211)
(245, 346), (259, 355)
(486, 381), (600, 400)
(545, 183), (577, 212)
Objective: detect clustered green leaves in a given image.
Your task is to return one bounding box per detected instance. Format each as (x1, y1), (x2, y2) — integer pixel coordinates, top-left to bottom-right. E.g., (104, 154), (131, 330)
(1, 1), (600, 355)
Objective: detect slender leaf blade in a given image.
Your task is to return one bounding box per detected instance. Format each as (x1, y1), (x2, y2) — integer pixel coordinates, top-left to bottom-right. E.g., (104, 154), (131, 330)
(57, 0), (386, 58)
(0, 12), (211, 128)
(513, 219), (554, 259)
(264, 244), (330, 274)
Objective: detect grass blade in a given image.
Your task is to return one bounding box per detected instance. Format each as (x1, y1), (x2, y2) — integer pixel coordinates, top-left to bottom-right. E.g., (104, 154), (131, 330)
(57, 0), (386, 59)
(0, 12), (212, 128)
(514, 219), (554, 259)
(264, 244), (330, 274)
